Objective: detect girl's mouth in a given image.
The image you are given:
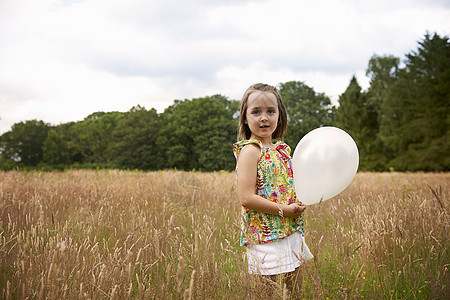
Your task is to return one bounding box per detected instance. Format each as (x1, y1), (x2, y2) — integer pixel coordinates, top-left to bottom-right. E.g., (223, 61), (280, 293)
(260, 125), (270, 128)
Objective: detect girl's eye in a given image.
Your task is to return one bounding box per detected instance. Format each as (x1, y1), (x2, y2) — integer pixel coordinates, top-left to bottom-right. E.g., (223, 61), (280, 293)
(251, 110), (260, 115)
(268, 109), (275, 114)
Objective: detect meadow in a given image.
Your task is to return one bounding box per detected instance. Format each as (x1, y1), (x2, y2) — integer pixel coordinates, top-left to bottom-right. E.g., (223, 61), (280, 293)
(0, 170), (448, 299)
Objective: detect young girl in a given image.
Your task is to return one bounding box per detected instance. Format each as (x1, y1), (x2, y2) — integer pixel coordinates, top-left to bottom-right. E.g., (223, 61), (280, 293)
(233, 83), (313, 294)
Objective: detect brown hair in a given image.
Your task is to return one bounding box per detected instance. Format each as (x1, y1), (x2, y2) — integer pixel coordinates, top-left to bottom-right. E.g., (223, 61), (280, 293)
(237, 83), (287, 141)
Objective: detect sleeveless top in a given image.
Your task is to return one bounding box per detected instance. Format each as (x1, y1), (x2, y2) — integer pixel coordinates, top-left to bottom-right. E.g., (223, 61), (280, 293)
(233, 139), (304, 246)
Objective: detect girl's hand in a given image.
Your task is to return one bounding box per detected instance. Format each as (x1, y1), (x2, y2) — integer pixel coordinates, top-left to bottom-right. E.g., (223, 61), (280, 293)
(283, 203), (306, 218)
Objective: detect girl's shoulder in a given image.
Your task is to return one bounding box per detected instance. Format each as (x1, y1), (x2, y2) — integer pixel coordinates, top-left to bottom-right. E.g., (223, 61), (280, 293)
(233, 139), (262, 159)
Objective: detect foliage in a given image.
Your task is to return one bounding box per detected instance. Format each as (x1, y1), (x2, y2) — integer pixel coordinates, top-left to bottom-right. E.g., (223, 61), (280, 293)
(0, 120), (50, 168)
(379, 33), (450, 171)
(0, 32), (448, 171)
(158, 95), (238, 171)
(334, 76), (388, 171)
(43, 122), (82, 165)
(71, 111), (124, 164)
(278, 81), (335, 150)
(333, 33), (449, 171)
(363, 54), (400, 170)
(108, 105), (163, 170)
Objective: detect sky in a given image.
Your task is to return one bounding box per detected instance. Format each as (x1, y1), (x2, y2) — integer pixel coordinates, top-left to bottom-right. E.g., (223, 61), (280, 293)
(0, 0), (449, 134)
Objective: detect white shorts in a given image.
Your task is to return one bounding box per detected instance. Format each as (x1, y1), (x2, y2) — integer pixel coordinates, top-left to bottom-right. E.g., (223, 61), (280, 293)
(247, 231), (314, 275)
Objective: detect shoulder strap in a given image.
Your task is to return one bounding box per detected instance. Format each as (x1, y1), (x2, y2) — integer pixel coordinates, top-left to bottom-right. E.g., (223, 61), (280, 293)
(233, 139), (262, 159)
(275, 141), (292, 157)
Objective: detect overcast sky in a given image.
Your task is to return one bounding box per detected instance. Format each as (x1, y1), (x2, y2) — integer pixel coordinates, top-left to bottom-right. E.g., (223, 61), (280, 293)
(0, 0), (449, 134)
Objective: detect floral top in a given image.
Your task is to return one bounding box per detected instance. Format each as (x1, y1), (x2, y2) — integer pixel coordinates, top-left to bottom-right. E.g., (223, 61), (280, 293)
(233, 139), (304, 246)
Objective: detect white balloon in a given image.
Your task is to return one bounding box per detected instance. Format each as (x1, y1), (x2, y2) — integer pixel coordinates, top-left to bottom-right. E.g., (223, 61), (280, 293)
(292, 127), (359, 205)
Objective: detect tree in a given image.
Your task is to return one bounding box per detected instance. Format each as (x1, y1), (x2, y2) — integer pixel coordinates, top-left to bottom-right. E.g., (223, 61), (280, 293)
(158, 95), (237, 171)
(366, 54), (400, 101)
(42, 122), (82, 166)
(43, 129), (72, 165)
(70, 112), (124, 163)
(334, 76), (382, 170)
(0, 131), (18, 170)
(0, 120), (50, 166)
(108, 105), (163, 170)
(380, 33), (450, 171)
(365, 55), (400, 169)
(278, 81), (334, 149)
(334, 76), (365, 130)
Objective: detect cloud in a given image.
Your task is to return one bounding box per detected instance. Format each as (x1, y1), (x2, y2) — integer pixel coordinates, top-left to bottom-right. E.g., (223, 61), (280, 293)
(0, 0), (448, 133)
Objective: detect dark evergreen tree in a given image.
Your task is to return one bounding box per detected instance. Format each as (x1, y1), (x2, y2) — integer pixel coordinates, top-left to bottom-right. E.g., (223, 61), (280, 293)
(334, 76), (377, 170)
(380, 33), (450, 171)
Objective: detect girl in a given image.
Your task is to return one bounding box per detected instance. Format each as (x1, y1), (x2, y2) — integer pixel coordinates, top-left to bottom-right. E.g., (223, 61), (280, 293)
(233, 83), (313, 295)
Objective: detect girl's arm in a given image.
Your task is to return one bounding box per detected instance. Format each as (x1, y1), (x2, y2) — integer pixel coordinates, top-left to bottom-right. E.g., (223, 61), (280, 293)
(237, 145), (305, 219)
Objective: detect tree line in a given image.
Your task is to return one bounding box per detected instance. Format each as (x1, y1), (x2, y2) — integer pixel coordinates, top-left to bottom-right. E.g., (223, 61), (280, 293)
(1, 33), (448, 172)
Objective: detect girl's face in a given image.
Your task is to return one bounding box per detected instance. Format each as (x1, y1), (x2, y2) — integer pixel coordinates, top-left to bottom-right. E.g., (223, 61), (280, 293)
(245, 91), (279, 144)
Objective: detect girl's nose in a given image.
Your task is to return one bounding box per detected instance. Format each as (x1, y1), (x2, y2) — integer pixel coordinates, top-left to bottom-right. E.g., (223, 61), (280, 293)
(261, 113), (268, 121)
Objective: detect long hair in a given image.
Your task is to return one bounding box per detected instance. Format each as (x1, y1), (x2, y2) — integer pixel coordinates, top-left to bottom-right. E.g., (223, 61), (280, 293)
(237, 83), (287, 141)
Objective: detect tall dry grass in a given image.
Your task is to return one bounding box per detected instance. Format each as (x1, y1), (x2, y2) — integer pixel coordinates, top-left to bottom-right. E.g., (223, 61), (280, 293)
(0, 170), (448, 299)
(305, 172), (449, 299)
